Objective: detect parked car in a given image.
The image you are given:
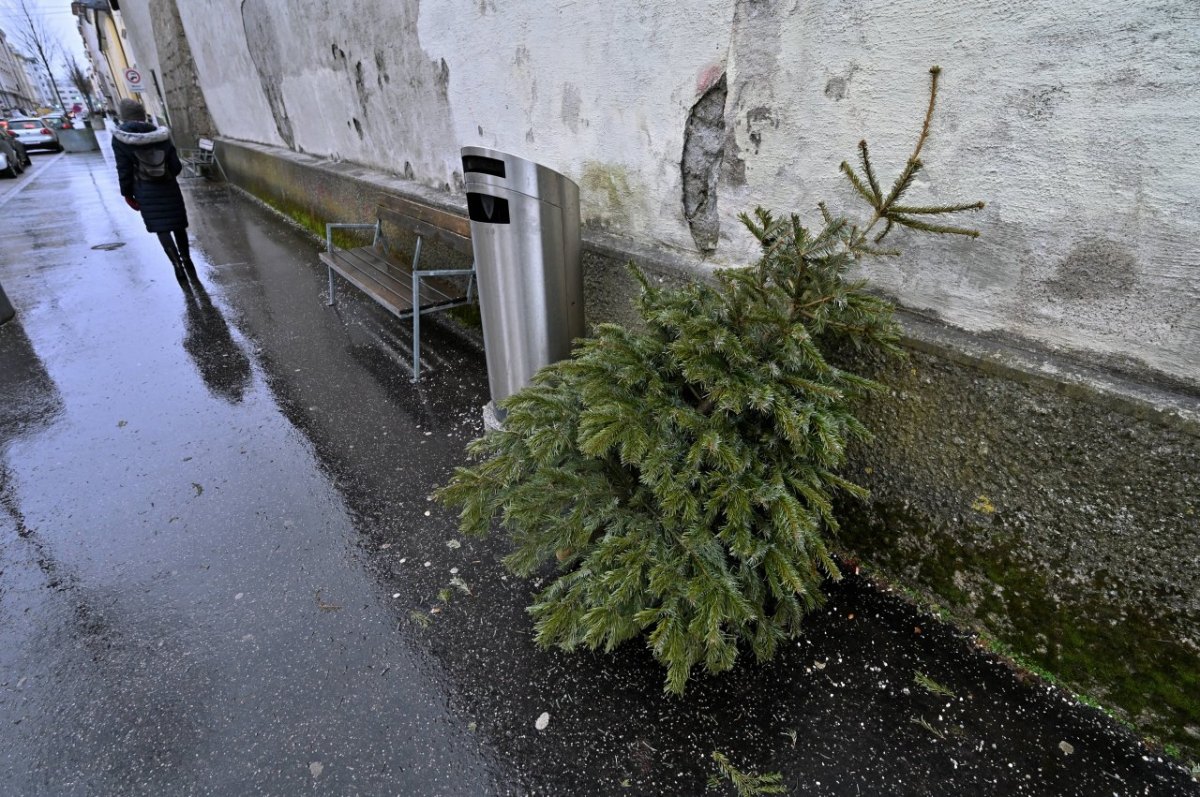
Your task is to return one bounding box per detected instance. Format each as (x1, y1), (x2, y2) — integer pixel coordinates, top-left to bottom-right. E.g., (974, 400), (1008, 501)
(6, 118), (63, 153)
(5, 130), (31, 168)
(42, 114), (72, 131)
(0, 133), (24, 178)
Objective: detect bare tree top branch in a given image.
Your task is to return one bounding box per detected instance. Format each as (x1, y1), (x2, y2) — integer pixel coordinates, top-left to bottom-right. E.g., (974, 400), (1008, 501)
(2, 0), (67, 109)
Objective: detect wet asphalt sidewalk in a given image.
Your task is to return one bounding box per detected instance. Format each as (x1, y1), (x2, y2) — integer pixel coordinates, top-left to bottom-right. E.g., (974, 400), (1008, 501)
(0, 147), (1196, 797)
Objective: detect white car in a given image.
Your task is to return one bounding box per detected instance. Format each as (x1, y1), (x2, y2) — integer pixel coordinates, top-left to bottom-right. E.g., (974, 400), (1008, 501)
(7, 118), (63, 153)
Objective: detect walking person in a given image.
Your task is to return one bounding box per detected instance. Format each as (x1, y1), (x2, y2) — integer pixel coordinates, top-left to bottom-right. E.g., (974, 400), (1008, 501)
(111, 98), (195, 284)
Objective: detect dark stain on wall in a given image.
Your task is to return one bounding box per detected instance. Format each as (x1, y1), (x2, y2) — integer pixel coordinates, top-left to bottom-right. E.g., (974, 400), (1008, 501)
(1017, 85), (1067, 121)
(824, 63), (859, 102)
(374, 50), (389, 86)
(434, 58), (451, 97)
(354, 59), (370, 115)
(745, 105), (777, 155)
(720, 0), (785, 193)
(241, 0), (295, 148)
(1047, 237), (1139, 300)
(825, 76), (847, 100)
(681, 73), (728, 253)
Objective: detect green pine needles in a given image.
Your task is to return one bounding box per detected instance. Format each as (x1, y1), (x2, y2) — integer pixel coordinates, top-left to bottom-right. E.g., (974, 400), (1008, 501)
(437, 67), (983, 694)
(708, 751), (786, 796)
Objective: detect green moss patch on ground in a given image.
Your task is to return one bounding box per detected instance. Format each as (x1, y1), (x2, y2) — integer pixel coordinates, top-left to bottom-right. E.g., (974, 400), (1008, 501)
(839, 499), (1200, 759)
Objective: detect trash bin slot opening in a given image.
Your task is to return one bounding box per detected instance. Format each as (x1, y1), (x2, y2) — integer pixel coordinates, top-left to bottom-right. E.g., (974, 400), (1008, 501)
(467, 192), (511, 224)
(462, 155), (507, 179)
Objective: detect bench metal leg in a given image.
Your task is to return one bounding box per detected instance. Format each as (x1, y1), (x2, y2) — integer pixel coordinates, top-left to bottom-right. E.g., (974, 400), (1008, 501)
(411, 236), (424, 382)
(323, 222), (379, 310)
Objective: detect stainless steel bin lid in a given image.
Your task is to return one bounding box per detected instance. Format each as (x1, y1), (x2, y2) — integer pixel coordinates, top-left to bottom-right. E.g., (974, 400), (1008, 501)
(461, 146), (578, 209)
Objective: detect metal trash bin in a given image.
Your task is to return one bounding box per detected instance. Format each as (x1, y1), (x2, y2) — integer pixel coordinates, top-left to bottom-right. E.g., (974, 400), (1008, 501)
(461, 147), (583, 414)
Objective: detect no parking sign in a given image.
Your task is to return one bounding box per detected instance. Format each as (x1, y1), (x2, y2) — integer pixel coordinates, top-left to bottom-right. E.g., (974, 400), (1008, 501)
(124, 68), (145, 93)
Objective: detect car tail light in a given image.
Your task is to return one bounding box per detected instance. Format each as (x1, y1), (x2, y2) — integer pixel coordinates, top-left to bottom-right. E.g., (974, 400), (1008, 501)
(41, 128), (52, 135)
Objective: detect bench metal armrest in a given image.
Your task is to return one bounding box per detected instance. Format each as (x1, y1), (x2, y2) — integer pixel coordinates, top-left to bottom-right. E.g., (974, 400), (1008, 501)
(414, 267), (477, 308)
(413, 267), (474, 278)
(325, 222), (380, 254)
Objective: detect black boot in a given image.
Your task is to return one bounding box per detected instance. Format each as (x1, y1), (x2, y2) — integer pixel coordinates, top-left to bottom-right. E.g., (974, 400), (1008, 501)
(164, 247), (187, 285)
(181, 254), (198, 281)
(174, 231), (198, 280)
(158, 232), (188, 284)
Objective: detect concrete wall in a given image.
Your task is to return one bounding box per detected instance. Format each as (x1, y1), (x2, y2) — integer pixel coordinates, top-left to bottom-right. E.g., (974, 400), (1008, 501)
(123, 0), (1200, 390)
(837, 319), (1200, 754)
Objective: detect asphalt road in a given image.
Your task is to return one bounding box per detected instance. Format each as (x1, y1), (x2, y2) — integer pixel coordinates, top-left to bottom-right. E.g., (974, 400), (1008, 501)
(0, 145), (1195, 796)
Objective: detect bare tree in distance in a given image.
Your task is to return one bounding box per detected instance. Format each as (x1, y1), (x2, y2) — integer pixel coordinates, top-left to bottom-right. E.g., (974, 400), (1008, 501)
(65, 56), (96, 123)
(5, 0), (68, 112)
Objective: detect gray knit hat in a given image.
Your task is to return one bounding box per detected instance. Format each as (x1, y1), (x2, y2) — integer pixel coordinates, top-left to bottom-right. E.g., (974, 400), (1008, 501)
(117, 98), (146, 122)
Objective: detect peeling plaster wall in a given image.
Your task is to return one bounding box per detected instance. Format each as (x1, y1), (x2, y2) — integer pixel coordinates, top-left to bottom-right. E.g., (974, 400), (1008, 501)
(146, 0), (1196, 388)
(165, 0), (284, 148)
(418, 2), (734, 247)
(173, 1), (463, 187)
(719, 0), (1200, 389)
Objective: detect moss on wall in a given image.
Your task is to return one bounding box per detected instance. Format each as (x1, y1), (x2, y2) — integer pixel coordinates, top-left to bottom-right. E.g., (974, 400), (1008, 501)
(837, 344), (1200, 757)
(840, 500), (1199, 755)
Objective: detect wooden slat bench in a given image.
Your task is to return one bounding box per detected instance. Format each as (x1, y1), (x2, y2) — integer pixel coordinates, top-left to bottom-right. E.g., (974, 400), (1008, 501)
(179, 137), (224, 180)
(319, 194), (476, 381)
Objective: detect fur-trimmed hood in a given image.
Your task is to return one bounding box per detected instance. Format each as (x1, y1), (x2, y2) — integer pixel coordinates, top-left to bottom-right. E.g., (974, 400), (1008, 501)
(113, 123), (171, 146)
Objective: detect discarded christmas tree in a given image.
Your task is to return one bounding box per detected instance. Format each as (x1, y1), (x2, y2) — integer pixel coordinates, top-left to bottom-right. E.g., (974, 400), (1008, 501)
(437, 67), (984, 693)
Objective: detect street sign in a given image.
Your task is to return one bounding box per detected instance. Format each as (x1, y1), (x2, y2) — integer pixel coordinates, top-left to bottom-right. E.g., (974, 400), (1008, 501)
(124, 68), (145, 93)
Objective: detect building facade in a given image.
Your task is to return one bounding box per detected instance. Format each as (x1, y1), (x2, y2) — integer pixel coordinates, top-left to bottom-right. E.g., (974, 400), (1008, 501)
(0, 28), (37, 115)
(73, 0), (164, 120)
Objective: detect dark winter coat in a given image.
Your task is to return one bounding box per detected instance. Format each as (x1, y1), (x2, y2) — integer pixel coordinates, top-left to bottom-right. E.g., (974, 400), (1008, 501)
(112, 122), (188, 233)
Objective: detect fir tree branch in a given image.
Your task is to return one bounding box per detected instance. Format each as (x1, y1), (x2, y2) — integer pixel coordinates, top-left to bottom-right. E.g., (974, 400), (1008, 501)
(840, 161), (880, 210)
(849, 65), (944, 249)
(880, 157), (924, 215)
(914, 66), (942, 167)
(855, 243), (902, 257)
(889, 201), (985, 215)
(796, 294), (838, 312)
(859, 139), (883, 204)
(817, 202), (835, 227)
(710, 751), (787, 796)
(890, 214), (980, 237)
